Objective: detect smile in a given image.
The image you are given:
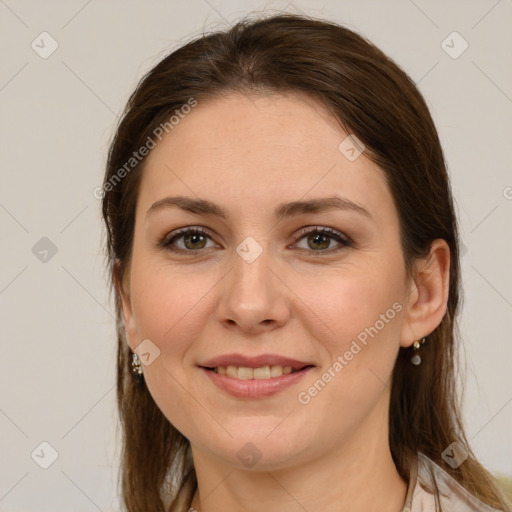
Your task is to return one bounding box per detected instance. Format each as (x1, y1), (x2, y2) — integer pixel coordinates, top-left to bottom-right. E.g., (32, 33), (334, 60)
(201, 365), (315, 399)
(206, 364), (307, 379)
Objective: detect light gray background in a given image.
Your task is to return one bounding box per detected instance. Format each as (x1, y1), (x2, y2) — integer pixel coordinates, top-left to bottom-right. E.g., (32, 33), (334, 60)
(1, 0), (511, 510)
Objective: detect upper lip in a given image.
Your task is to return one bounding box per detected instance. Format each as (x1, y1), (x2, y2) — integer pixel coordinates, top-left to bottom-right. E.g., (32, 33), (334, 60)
(199, 353), (315, 370)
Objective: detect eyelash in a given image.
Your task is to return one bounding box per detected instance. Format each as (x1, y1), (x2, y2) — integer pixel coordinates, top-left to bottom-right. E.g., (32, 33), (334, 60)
(159, 226), (352, 256)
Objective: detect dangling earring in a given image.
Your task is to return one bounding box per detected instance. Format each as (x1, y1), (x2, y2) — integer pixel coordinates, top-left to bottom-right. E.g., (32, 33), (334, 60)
(131, 351), (144, 380)
(410, 336), (427, 366)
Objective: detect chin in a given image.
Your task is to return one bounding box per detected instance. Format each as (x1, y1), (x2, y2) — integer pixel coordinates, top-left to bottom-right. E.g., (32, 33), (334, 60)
(197, 421), (315, 471)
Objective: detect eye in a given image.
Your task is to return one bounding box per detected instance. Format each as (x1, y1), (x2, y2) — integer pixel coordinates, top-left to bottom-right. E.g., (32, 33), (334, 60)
(160, 226), (352, 255)
(160, 227), (217, 252)
(292, 226), (352, 255)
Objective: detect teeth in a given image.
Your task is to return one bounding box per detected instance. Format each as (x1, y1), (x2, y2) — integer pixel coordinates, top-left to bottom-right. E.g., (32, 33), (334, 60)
(215, 365), (296, 379)
(254, 366), (270, 379)
(237, 366), (253, 380)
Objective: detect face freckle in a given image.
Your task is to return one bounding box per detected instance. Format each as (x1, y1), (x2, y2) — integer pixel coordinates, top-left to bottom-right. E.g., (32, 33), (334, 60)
(121, 92), (410, 470)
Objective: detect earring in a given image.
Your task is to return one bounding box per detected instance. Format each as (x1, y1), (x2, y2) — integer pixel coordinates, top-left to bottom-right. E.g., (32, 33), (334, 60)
(131, 351), (144, 380)
(410, 337), (427, 366)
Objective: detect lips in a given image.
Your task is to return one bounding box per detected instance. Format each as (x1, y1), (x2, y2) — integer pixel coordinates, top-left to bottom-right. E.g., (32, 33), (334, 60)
(199, 353), (314, 371)
(201, 364), (315, 399)
(198, 354), (316, 399)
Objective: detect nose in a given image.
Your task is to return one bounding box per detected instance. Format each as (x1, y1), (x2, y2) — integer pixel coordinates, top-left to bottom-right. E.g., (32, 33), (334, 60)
(215, 246), (291, 334)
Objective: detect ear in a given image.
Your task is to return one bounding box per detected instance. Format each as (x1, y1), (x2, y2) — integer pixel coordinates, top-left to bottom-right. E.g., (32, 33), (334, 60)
(114, 259), (138, 350)
(399, 239), (451, 348)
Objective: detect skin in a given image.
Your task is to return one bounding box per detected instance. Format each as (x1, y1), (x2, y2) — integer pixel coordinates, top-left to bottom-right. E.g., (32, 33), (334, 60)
(119, 92), (450, 512)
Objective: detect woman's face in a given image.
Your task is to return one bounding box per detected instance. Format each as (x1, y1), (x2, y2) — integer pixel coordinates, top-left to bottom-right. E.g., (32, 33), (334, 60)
(120, 92), (416, 470)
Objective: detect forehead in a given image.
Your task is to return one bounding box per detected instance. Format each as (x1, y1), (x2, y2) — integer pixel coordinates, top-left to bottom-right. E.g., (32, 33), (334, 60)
(136, 92), (395, 225)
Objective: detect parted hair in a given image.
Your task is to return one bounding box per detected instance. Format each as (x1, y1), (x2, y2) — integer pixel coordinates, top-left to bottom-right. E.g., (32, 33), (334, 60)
(101, 13), (511, 512)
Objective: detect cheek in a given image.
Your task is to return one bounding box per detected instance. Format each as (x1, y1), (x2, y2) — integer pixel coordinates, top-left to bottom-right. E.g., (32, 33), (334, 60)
(128, 259), (214, 433)
(290, 268), (403, 435)
(129, 257), (217, 355)
(314, 261), (403, 343)
(304, 259), (404, 395)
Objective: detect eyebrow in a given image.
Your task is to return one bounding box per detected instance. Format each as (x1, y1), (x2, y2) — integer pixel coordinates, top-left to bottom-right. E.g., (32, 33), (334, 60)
(146, 196), (372, 221)
(146, 195), (372, 222)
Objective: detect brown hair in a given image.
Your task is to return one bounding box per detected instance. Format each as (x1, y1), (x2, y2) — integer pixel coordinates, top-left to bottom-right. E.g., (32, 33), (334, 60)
(101, 12), (511, 512)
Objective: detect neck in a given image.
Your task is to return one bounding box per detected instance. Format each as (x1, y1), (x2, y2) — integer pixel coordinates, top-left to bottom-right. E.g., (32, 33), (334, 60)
(188, 397), (408, 512)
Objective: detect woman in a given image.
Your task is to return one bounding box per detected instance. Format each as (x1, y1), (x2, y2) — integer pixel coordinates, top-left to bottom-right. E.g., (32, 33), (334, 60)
(101, 13), (511, 512)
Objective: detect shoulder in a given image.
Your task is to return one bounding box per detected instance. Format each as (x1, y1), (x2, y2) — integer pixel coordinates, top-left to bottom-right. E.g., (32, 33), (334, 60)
(402, 451), (504, 512)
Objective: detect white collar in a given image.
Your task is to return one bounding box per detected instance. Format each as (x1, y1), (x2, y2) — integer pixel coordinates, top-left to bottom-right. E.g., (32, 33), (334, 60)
(401, 451), (502, 512)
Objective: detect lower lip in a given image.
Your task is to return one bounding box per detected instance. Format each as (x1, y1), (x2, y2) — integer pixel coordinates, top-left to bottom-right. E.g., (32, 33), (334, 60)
(200, 366), (315, 399)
